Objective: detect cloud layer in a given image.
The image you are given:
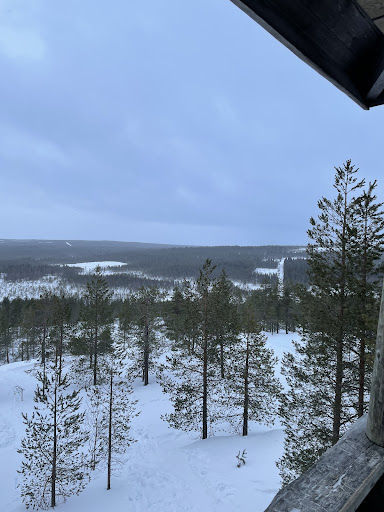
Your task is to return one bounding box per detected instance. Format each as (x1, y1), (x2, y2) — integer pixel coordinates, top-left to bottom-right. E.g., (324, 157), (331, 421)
(1, 0), (383, 245)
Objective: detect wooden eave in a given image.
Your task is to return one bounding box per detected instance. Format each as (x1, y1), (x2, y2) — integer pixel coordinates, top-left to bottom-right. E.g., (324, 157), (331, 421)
(230, 0), (384, 109)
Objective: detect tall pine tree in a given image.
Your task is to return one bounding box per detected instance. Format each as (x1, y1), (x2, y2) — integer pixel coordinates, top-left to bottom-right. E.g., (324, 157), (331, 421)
(278, 161), (384, 484)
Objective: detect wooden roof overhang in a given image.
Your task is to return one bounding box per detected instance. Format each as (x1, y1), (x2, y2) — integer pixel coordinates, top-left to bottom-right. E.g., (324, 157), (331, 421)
(230, 0), (384, 109)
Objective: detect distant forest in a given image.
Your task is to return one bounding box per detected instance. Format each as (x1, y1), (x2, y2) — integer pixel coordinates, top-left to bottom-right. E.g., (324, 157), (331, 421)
(0, 241), (308, 289)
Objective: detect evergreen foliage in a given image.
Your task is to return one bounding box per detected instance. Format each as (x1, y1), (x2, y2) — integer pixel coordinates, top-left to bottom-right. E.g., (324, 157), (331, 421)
(72, 266), (113, 386)
(122, 286), (165, 385)
(86, 356), (138, 489)
(160, 260), (281, 440)
(278, 161), (384, 484)
(159, 260), (222, 439)
(18, 365), (90, 509)
(220, 304), (282, 436)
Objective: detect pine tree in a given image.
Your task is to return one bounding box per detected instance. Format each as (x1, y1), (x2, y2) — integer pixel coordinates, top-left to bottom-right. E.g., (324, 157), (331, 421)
(18, 365), (89, 509)
(221, 303), (281, 436)
(350, 181), (384, 416)
(50, 295), (71, 385)
(118, 296), (133, 349)
(86, 356), (138, 489)
(81, 266), (113, 386)
(305, 159), (364, 444)
(127, 286), (164, 385)
(278, 161), (384, 484)
(160, 260), (221, 439)
(211, 270), (239, 378)
(165, 286), (187, 348)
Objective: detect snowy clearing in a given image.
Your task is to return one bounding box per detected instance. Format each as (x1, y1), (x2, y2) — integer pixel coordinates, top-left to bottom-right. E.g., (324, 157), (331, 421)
(65, 261), (126, 273)
(0, 333), (299, 512)
(0, 275), (81, 301)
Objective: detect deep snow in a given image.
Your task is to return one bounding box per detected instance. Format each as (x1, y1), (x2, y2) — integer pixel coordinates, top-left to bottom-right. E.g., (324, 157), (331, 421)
(0, 332), (298, 512)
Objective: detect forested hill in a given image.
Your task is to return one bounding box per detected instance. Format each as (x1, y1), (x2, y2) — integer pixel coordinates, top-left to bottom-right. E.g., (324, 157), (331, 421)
(0, 239), (175, 263)
(0, 240), (307, 284)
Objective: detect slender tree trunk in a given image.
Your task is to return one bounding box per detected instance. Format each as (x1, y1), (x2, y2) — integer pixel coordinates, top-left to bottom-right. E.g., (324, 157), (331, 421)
(332, 186), (348, 445)
(144, 320), (149, 386)
(93, 294), (99, 386)
(51, 383), (57, 508)
(358, 338), (366, 417)
(220, 339), (225, 379)
(333, 334), (343, 444)
(41, 325), (46, 366)
(202, 293), (208, 440)
(107, 369), (113, 490)
(91, 423), (98, 470)
(42, 325), (47, 397)
(89, 331), (93, 369)
(242, 336), (250, 436)
(58, 324), (63, 385)
(358, 213), (368, 417)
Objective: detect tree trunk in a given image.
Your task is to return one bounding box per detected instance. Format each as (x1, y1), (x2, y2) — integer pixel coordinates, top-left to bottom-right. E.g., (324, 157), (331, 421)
(51, 382), (57, 508)
(94, 322), (98, 386)
(358, 337), (366, 417)
(332, 185), (348, 445)
(220, 339), (224, 379)
(144, 322), (149, 386)
(58, 324), (63, 385)
(332, 335), (343, 444)
(202, 292), (208, 440)
(358, 212), (368, 417)
(107, 369), (113, 490)
(242, 336), (250, 436)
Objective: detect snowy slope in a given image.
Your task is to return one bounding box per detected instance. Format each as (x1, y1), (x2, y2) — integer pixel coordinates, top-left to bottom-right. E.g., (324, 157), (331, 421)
(0, 333), (299, 512)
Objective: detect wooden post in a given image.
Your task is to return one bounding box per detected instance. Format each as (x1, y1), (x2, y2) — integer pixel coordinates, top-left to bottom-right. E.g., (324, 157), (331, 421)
(366, 280), (384, 446)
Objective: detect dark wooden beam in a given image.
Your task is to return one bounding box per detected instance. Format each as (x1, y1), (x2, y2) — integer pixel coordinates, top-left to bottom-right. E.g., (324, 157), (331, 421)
(264, 416), (384, 512)
(366, 49), (384, 101)
(230, 0), (384, 109)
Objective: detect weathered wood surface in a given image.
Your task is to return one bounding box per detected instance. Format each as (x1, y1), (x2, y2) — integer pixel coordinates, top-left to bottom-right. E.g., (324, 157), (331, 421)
(264, 416), (384, 512)
(229, 0), (384, 109)
(366, 280), (384, 446)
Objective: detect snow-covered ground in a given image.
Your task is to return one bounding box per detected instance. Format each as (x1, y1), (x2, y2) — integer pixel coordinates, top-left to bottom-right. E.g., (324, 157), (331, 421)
(65, 261), (127, 274)
(0, 332), (299, 512)
(0, 275), (81, 301)
(254, 258), (285, 294)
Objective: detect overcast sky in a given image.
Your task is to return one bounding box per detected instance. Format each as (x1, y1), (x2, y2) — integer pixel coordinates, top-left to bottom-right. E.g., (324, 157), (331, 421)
(0, 0), (383, 246)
